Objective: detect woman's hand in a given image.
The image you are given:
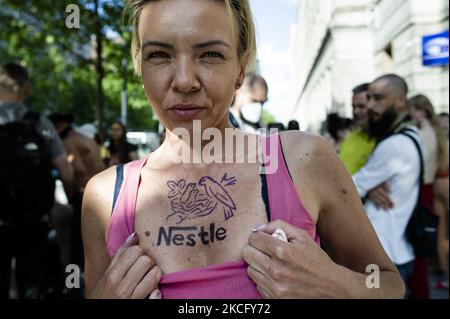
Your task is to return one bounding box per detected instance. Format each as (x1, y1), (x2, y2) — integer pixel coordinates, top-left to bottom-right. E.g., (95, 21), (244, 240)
(242, 220), (350, 299)
(89, 233), (162, 299)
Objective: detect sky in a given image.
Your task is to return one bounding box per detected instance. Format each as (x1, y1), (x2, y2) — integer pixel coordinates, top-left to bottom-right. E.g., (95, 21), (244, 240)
(249, 0), (299, 124)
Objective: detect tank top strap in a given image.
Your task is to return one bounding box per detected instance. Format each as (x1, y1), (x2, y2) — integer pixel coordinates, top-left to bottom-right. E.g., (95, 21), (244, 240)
(260, 133), (292, 222)
(259, 133), (320, 243)
(106, 156), (149, 256)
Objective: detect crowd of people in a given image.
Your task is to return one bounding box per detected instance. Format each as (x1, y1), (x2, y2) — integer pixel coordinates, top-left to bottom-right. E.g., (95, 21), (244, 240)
(0, 0), (448, 300)
(0, 62), (145, 298)
(327, 76), (449, 298)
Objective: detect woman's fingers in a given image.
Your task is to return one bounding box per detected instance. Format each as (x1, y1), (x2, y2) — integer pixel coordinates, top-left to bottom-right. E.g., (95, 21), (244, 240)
(93, 230), (167, 299)
(123, 254), (156, 295)
(106, 245), (146, 283)
(259, 220), (312, 244)
(109, 232), (139, 268)
(247, 231), (290, 260)
(242, 245), (272, 279)
(246, 266), (273, 298)
(131, 266), (163, 299)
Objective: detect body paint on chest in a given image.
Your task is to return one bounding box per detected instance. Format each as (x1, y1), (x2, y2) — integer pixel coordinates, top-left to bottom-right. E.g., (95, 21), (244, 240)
(156, 222), (227, 246)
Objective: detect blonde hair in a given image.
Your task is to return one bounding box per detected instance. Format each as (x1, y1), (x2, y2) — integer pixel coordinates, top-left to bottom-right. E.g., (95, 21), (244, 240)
(409, 94), (449, 172)
(124, 0), (257, 76)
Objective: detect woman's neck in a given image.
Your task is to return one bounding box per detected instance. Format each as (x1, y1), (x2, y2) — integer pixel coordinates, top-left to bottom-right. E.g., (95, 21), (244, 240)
(155, 124), (261, 167)
(418, 117), (431, 130)
(112, 138), (125, 145)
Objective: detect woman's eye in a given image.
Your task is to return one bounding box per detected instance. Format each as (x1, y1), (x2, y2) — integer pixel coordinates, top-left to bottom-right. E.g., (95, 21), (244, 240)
(146, 51), (170, 60)
(201, 51), (224, 59)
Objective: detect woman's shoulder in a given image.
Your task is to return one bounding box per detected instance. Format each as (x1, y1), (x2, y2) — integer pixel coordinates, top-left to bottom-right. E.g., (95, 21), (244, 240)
(82, 166), (118, 231)
(86, 165), (117, 193)
(279, 130), (346, 188)
(279, 130), (336, 165)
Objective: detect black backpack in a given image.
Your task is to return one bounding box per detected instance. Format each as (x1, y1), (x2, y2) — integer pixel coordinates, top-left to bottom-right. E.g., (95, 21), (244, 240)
(0, 111), (55, 223)
(400, 128), (439, 259)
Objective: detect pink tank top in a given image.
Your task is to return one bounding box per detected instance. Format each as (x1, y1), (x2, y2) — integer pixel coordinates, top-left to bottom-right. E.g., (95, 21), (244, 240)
(106, 133), (320, 299)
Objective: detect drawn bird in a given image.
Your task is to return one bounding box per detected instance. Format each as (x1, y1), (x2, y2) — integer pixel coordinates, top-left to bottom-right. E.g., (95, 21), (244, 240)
(198, 175), (237, 220)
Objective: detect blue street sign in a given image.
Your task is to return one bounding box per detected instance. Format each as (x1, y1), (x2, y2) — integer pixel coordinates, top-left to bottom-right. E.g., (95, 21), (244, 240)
(422, 30), (449, 67)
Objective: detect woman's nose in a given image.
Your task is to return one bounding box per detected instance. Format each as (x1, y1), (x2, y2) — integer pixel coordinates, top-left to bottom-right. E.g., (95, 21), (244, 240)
(171, 57), (201, 93)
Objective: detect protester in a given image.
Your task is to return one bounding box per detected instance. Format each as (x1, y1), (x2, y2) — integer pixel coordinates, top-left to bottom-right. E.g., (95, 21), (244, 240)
(49, 112), (106, 274)
(409, 95), (449, 291)
(340, 83), (376, 174)
(106, 121), (139, 166)
(49, 113), (106, 190)
(0, 62), (74, 298)
(230, 74), (268, 134)
(409, 95), (447, 193)
(287, 120), (300, 131)
(439, 112), (449, 139)
(267, 122), (285, 132)
(436, 112), (449, 290)
(434, 158), (449, 290)
(94, 131), (111, 166)
(325, 113), (353, 153)
(82, 0), (404, 299)
(352, 74), (424, 297)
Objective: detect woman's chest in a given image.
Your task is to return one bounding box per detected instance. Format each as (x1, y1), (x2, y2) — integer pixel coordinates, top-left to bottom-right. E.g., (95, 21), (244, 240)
(133, 164), (269, 273)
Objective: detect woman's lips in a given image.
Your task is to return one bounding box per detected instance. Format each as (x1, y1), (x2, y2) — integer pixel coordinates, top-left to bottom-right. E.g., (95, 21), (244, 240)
(169, 107), (206, 120)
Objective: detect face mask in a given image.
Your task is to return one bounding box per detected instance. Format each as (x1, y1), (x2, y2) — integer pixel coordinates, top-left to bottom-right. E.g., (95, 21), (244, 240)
(240, 102), (263, 124)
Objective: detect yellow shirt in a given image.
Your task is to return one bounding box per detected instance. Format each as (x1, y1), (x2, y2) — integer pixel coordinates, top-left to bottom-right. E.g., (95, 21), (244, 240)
(339, 128), (376, 175)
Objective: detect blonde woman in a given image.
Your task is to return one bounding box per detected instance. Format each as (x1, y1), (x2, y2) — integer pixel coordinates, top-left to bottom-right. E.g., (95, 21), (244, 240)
(81, 0), (404, 299)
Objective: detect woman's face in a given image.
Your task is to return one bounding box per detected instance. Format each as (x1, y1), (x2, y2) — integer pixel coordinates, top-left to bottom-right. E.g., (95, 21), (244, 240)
(138, 0), (245, 133)
(110, 123), (124, 140)
(409, 106), (425, 124)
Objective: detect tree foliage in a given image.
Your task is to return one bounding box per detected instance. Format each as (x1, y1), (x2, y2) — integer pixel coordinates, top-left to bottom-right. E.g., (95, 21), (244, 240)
(0, 0), (156, 132)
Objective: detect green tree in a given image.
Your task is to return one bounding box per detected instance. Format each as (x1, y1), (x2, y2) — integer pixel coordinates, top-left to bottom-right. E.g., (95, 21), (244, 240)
(0, 0), (156, 133)
(261, 110), (277, 126)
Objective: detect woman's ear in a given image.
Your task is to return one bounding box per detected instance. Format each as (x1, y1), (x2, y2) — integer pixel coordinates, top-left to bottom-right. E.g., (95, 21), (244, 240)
(238, 54), (248, 82)
(235, 69), (245, 90)
(235, 79), (242, 90)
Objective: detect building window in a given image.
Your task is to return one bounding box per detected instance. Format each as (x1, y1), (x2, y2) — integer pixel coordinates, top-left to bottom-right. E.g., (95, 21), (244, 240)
(382, 43), (394, 73)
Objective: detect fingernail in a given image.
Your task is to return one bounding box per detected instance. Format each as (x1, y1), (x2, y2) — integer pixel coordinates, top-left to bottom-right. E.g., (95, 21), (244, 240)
(125, 232), (137, 245)
(252, 224), (267, 232)
(149, 289), (161, 299)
